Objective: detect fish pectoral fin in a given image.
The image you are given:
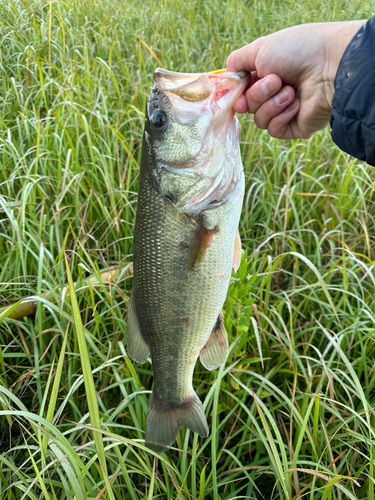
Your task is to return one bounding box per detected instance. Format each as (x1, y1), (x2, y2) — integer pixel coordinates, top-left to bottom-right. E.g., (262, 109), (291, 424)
(199, 313), (228, 370)
(126, 296), (150, 363)
(187, 220), (219, 270)
(232, 229), (242, 272)
(145, 392), (209, 453)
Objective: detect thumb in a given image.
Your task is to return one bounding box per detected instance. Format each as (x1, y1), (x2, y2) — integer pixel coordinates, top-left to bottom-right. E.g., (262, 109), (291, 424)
(226, 38), (262, 73)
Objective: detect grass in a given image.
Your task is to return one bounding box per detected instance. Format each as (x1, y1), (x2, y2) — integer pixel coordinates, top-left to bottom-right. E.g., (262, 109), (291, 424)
(1, 0), (375, 498)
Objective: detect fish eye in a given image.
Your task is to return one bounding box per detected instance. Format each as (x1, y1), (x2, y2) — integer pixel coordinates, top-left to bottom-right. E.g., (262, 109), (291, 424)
(150, 110), (168, 130)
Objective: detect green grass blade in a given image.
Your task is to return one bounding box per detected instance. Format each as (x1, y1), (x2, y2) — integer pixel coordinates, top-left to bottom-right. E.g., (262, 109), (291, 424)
(64, 250), (115, 500)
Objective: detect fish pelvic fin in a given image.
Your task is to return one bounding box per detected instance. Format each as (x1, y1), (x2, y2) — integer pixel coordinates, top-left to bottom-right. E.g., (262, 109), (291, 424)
(199, 313), (228, 370)
(126, 295), (150, 363)
(145, 392), (209, 453)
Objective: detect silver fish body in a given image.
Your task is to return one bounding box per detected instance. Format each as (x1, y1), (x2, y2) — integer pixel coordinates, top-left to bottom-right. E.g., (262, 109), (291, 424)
(127, 68), (250, 453)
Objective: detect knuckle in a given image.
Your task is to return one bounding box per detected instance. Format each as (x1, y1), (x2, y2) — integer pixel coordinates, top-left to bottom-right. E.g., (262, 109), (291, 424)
(268, 129), (284, 139)
(267, 117), (286, 138)
(247, 100), (258, 114)
(248, 86), (264, 105)
(246, 92), (264, 114)
(253, 113), (267, 130)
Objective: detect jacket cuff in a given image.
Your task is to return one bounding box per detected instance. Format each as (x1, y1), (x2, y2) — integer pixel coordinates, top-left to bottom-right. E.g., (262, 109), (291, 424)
(330, 16), (375, 166)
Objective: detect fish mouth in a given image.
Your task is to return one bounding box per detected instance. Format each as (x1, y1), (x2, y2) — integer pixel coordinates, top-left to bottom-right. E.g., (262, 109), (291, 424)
(153, 67), (249, 112)
(152, 67), (250, 154)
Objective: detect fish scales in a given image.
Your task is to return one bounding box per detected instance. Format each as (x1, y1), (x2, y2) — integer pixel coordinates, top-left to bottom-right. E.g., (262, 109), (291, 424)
(127, 68), (250, 453)
(134, 175), (240, 400)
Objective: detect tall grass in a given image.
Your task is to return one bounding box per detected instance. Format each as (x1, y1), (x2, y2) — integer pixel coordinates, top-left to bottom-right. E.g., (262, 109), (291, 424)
(1, 0), (375, 498)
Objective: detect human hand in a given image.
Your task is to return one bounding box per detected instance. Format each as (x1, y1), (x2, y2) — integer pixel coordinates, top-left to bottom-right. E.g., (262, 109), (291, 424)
(227, 21), (365, 139)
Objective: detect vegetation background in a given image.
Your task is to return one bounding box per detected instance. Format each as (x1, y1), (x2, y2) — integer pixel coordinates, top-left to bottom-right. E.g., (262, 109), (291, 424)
(0, 0), (374, 498)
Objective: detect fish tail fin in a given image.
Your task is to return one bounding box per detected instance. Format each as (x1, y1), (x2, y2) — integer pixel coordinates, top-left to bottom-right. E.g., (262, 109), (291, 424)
(145, 392), (209, 453)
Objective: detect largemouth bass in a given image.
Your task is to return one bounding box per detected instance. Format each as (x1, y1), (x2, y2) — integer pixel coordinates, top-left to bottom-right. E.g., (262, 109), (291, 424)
(127, 68), (250, 453)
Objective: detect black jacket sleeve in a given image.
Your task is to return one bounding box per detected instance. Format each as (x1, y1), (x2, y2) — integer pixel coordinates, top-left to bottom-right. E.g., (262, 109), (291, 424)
(330, 16), (375, 166)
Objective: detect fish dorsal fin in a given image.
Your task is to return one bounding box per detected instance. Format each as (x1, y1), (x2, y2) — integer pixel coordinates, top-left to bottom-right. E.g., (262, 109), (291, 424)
(126, 296), (150, 363)
(187, 220), (218, 270)
(199, 313), (228, 370)
(232, 229), (242, 272)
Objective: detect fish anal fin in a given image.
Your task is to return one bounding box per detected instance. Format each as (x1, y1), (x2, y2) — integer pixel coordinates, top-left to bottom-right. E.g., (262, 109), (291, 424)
(145, 392), (209, 453)
(199, 313), (228, 370)
(232, 229), (242, 272)
(126, 296), (150, 363)
(187, 221), (218, 270)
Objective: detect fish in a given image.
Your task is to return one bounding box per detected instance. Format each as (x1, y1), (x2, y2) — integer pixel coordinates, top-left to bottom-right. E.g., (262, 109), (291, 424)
(127, 67), (250, 453)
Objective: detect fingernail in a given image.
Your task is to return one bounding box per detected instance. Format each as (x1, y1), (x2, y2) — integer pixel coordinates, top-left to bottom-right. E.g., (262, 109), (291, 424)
(261, 77), (275, 94)
(274, 88), (289, 105)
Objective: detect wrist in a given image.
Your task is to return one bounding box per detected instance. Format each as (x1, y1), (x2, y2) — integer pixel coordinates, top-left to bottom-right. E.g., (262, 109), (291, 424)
(323, 20), (366, 108)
